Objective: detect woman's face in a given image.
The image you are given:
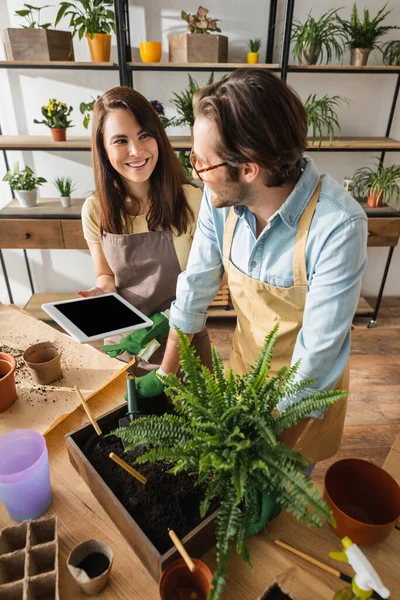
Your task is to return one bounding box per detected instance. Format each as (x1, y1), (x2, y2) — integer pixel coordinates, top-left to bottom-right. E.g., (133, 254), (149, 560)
(103, 108), (159, 187)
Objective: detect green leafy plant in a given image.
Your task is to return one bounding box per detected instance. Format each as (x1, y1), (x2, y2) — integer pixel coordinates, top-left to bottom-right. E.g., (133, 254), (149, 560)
(112, 325), (346, 600)
(15, 4), (52, 29)
(34, 99), (73, 129)
(305, 94), (350, 147)
(336, 3), (398, 50)
(381, 40), (400, 65)
(171, 73), (214, 128)
(291, 9), (346, 64)
(53, 176), (76, 197)
(181, 6), (221, 34)
(178, 150), (193, 178)
(80, 96), (100, 129)
(3, 163), (46, 191)
(55, 0), (115, 39)
(353, 161), (400, 205)
(248, 38), (262, 53)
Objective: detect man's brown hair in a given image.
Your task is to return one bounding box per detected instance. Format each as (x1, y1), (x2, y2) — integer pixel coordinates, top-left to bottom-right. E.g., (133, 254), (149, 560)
(193, 68), (308, 187)
(92, 86), (193, 235)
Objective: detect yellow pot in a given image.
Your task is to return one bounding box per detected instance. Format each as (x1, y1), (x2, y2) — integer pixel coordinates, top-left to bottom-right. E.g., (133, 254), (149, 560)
(86, 33), (111, 63)
(247, 52), (259, 64)
(140, 41), (162, 63)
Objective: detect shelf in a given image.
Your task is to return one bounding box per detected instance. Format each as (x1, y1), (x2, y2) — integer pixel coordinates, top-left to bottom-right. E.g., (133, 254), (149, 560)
(0, 197), (84, 220)
(24, 292), (78, 321)
(2, 135), (400, 152)
(128, 62), (280, 72)
(0, 60), (118, 70)
(288, 64), (400, 74)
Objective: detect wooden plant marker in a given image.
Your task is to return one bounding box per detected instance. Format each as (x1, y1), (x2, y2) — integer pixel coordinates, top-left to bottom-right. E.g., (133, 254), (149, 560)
(168, 529), (196, 573)
(74, 385), (102, 436)
(109, 452), (147, 485)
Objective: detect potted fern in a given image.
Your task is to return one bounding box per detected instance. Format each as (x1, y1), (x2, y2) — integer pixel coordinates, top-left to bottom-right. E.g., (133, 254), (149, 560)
(353, 161), (400, 207)
(53, 176), (76, 208)
(3, 163), (46, 208)
(305, 94), (350, 147)
(381, 40), (400, 65)
(247, 38), (262, 64)
(2, 3), (74, 62)
(291, 8), (346, 65)
(337, 3), (399, 66)
(169, 6), (228, 63)
(171, 73), (214, 135)
(113, 326), (346, 600)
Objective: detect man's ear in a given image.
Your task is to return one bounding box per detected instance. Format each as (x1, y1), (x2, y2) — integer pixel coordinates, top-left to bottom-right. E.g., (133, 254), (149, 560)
(241, 162), (260, 183)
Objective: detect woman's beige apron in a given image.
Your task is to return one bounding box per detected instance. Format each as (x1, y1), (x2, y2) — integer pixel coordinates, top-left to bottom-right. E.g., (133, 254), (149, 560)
(101, 228), (212, 375)
(222, 181), (348, 463)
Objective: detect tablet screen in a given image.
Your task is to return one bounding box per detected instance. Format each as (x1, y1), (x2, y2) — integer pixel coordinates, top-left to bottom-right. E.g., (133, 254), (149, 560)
(54, 296), (147, 337)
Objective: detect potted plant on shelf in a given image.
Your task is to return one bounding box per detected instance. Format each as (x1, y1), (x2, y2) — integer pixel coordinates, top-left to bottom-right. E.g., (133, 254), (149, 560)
(33, 99), (73, 142)
(149, 100), (175, 129)
(304, 94), (350, 148)
(381, 40), (400, 65)
(2, 163), (46, 208)
(337, 2), (399, 67)
(2, 3), (74, 61)
(353, 161), (400, 207)
(291, 8), (346, 65)
(112, 326), (346, 600)
(171, 73), (214, 136)
(80, 96), (101, 129)
(53, 176), (76, 208)
(169, 6), (228, 63)
(55, 0), (115, 63)
(247, 38), (262, 64)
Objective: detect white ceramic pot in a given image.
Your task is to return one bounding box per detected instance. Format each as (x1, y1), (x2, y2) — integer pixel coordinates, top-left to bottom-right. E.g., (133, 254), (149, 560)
(14, 189), (37, 208)
(60, 195), (71, 208)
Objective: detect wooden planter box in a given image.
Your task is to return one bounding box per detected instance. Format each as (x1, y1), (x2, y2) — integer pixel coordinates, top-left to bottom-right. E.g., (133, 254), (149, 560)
(2, 29), (74, 61)
(168, 33), (228, 63)
(65, 403), (218, 582)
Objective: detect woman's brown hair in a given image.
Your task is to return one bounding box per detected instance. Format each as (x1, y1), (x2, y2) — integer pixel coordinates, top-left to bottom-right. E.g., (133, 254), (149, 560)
(92, 86), (193, 235)
(193, 68), (308, 187)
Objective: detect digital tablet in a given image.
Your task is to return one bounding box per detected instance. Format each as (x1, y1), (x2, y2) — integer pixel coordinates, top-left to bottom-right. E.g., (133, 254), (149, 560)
(41, 293), (153, 343)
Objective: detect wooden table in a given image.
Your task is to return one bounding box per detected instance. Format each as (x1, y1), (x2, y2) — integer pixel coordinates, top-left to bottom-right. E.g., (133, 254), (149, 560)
(1, 370), (399, 600)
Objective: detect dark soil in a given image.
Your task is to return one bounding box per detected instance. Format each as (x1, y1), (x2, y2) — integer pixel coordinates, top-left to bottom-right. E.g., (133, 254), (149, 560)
(77, 552), (110, 578)
(77, 396), (217, 555)
(261, 584), (294, 599)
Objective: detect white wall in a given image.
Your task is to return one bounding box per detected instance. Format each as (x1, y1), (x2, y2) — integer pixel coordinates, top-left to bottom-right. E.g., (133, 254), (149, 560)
(0, 0), (399, 305)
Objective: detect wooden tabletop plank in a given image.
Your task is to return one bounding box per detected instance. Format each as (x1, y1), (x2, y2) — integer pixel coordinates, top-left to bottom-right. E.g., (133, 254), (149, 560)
(0, 197), (85, 219)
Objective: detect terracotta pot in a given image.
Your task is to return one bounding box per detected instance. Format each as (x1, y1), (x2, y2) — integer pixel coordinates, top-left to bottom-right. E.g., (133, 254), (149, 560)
(367, 190), (384, 208)
(51, 128), (66, 142)
(67, 538), (114, 596)
(159, 558), (213, 600)
(0, 353), (17, 412)
(23, 342), (62, 385)
(300, 41), (321, 65)
(140, 41), (162, 63)
(86, 33), (111, 62)
(247, 52), (259, 64)
(323, 458), (400, 546)
(350, 48), (370, 66)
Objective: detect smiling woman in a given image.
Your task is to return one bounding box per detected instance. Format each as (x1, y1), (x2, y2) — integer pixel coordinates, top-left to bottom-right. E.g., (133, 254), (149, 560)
(78, 86), (212, 375)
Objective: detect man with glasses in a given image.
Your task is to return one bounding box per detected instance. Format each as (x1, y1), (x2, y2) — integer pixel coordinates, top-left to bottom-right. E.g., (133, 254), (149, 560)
(135, 68), (367, 466)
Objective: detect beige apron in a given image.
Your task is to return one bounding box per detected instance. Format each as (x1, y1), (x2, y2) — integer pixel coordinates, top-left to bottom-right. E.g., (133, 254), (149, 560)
(222, 181), (348, 463)
(101, 228), (212, 375)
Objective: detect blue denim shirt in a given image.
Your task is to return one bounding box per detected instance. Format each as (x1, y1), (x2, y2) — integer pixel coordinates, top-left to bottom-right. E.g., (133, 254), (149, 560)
(170, 157), (368, 411)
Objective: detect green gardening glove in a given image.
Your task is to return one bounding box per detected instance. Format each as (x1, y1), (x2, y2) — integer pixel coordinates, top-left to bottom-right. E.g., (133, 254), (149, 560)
(135, 369), (166, 398)
(245, 488), (281, 537)
(103, 312), (170, 358)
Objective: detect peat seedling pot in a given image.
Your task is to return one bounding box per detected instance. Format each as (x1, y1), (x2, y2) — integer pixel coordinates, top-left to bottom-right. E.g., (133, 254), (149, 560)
(65, 395), (218, 582)
(23, 342), (62, 385)
(67, 538), (113, 595)
(159, 558), (213, 600)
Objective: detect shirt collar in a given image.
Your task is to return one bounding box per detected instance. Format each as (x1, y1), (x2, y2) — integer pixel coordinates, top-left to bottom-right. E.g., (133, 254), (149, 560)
(234, 156), (319, 228)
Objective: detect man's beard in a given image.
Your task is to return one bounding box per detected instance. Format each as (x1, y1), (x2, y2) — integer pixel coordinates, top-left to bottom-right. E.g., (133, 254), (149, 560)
(209, 180), (253, 209)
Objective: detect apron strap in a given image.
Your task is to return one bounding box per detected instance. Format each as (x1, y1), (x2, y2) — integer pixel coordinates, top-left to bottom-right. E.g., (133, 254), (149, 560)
(222, 207), (239, 268)
(293, 179), (321, 287)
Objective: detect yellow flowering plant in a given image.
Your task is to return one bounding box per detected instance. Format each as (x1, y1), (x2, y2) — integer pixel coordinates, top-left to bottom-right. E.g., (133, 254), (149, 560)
(34, 99), (73, 129)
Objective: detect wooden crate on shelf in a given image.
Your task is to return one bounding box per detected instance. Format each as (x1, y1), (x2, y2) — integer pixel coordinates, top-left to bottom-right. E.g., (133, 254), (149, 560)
(168, 33), (228, 63)
(2, 29), (74, 61)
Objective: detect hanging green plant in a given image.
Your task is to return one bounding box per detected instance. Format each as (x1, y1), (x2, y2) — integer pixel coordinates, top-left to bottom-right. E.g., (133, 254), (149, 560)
(291, 8), (346, 65)
(171, 72), (214, 128)
(112, 325), (346, 600)
(305, 94), (350, 147)
(381, 40), (400, 65)
(353, 161), (400, 207)
(80, 96), (101, 129)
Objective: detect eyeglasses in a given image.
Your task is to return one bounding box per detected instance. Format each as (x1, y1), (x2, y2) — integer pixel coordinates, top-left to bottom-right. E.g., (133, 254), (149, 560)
(189, 150), (228, 181)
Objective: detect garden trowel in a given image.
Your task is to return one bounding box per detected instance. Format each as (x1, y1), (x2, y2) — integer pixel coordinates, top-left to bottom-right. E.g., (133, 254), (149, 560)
(118, 373), (141, 449)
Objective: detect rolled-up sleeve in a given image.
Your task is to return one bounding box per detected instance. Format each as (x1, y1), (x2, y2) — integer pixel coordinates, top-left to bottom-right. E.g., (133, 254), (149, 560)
(277, 215), (368, 416)
(169, 189), (224, 334)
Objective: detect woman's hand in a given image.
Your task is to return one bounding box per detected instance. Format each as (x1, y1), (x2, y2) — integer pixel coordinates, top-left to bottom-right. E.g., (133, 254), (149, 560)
(78, 287), (106, 298)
